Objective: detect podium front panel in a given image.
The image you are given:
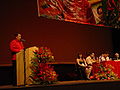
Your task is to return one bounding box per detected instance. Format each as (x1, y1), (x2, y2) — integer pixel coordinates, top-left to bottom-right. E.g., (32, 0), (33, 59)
(16, 50), (25, 86)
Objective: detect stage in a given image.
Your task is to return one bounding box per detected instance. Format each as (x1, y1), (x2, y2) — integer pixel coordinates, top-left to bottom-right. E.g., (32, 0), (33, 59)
(1, 63), (120, 90)
(0, 80), (120, 90)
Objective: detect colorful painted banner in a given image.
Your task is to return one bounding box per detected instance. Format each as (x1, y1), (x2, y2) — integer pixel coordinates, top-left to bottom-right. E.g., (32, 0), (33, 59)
(37, 0), (95, 24)
(89, 0), (103, 24)
(37, 0), (120, 28)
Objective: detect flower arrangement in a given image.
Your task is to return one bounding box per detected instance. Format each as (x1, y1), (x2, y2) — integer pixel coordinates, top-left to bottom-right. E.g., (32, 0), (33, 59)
(32, 47), (55, 63)
(90, 63), (119, 80)
(30, 47), (58, 85)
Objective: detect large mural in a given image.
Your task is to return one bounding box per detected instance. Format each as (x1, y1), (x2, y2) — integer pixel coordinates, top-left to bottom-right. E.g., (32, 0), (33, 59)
(37, 0), (120, 28)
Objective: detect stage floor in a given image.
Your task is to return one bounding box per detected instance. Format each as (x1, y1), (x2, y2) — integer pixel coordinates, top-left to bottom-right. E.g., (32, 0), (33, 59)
(1, 80), (120, 90)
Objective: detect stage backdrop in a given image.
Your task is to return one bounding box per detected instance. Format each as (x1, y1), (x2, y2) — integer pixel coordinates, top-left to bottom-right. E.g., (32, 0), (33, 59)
(0, 0), (114, 65)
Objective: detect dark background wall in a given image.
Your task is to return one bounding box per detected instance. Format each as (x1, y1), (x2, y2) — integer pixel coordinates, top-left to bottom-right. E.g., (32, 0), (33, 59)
(0, 0), (117, 64)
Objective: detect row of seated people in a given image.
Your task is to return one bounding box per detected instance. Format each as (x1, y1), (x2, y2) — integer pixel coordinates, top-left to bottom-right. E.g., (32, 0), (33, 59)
(76, 52), (120, 80)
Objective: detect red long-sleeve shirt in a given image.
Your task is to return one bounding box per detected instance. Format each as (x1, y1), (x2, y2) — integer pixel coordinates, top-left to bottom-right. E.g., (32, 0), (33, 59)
(10, 39), (24, 60)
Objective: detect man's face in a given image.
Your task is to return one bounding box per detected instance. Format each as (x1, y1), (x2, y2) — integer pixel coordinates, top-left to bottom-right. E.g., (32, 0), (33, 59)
(79, 54), (82, 58)
(91, 53), (95, 57)
(16, 34), (21, 40)
(115, 53), (119, 58)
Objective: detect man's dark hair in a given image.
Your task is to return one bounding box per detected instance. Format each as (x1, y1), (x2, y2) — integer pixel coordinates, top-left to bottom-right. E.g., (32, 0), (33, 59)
(14, 33), (20, 37)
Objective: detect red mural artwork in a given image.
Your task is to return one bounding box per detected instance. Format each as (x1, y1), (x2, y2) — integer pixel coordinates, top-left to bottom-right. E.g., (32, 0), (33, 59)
(37, 0), (95, 24)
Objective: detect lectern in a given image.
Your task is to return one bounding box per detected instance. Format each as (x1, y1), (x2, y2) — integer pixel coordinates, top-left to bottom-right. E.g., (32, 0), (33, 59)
(16, 46), (38, 85)
(16, 50), (24, 86)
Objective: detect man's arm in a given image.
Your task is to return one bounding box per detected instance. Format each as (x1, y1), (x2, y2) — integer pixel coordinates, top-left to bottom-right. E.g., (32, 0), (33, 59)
(10, 41), (21, 52)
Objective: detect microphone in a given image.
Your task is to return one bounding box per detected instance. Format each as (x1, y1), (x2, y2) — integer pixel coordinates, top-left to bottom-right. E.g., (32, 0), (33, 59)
(21, 39), (26, 42)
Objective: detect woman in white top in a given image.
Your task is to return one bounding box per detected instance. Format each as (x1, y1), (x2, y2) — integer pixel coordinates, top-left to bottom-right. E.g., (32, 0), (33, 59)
(85, 52), (96, 79)
(99, 53), (110, 62)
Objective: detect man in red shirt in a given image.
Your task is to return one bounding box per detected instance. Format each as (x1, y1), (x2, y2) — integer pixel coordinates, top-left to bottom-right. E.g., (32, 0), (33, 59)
(9, 33), (24, 86)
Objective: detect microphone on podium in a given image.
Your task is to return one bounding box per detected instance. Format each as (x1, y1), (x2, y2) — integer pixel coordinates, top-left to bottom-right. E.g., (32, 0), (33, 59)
(21, 39), (26, 42)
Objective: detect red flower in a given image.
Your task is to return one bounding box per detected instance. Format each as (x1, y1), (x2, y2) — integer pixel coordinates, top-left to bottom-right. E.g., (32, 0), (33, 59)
(33, 76), (38, 80)
(40, 76), (44, 80)
(107, 71), (110, 74)
(33, 70), (37, 72)
(107, 77), (111, 80)
(97, 78), (100, 80)
(90, 76), (94, 79)
(34, 50), (38, 53)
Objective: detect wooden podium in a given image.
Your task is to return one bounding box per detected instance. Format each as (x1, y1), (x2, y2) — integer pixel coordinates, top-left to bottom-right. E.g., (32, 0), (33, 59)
(25, 46), (38, 85)
(16, 46), (38, 86)
(16, 50), (25, 86)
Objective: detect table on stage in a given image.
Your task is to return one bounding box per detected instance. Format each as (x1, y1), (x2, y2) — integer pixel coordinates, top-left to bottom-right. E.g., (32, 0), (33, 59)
(92, 61), (120, 78)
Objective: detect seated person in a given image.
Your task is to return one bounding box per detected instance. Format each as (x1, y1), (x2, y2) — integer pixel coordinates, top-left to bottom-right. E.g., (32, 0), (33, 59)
(86, 52), (96, 79)
(113, 53), (120, 60)
(99, 53), (105, 62)
(99, 52), (111, 62)
(76, 53), (87, 80)
(105, 53), (111, 61)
